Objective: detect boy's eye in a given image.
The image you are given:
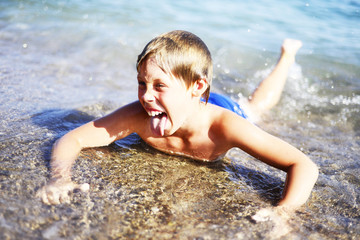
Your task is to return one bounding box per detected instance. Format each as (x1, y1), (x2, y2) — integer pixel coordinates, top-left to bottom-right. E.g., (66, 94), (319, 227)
(155, 83), (166, 89)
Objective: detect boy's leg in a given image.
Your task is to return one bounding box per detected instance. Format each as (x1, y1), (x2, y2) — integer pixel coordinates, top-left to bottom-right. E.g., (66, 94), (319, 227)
(247, 39), (302, 115)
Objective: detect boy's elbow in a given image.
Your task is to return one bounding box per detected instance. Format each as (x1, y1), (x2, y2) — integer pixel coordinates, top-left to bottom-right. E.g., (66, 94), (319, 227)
(301, 156), (318, 185)
(291, 156), (319, 183)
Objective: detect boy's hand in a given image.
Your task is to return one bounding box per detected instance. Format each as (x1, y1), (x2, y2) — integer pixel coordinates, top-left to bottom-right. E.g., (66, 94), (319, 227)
(251, 206), (295, 238)
(36, 178), (89, 205)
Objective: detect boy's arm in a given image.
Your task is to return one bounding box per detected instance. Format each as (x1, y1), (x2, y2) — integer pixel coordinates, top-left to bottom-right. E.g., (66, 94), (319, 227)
(37, 101), (145, 205)
(224, 114), (318, 207)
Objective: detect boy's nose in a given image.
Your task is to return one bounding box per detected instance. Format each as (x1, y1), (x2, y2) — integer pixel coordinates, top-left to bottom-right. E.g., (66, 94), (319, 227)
(142, 89), (155, 102)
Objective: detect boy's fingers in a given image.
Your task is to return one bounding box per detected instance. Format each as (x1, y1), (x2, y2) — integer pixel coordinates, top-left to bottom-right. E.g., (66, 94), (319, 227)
(36, 187), (51, 205)
(36, 186), (67, 205)
(39, 190), (51, 205)
(37, 182), (89, 205)
(47, 189), (61, 205)
(59, 191), (71, 204)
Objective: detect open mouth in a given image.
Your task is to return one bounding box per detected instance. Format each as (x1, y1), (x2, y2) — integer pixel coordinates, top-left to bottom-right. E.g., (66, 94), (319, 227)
(148, 111), (168, 136)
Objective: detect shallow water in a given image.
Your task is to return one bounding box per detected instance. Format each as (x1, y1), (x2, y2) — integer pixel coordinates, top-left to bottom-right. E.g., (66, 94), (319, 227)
(1, 0), (359, 239)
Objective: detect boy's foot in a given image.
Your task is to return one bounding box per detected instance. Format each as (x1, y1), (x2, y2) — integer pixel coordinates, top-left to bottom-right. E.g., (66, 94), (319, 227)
(281, 39), (303, 62)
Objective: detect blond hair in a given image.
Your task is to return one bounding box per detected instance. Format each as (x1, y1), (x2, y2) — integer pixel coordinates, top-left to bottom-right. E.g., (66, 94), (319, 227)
(137, 30), (213, 101)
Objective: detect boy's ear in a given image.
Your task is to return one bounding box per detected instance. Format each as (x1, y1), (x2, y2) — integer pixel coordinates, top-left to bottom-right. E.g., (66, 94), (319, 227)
(192, 78), (208, 97)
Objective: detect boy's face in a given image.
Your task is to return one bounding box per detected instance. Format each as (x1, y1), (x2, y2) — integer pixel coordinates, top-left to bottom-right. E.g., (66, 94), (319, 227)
(137, 57), (195, 137)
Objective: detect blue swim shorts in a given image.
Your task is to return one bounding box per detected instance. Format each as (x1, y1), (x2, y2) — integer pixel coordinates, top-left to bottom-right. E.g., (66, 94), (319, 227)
(206, 92), (248, 119)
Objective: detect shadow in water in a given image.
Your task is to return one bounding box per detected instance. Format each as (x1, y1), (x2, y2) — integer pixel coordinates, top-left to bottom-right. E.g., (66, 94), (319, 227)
(31, 108), (96, 134)
(224, 161), (285, 205)
(31, 108), (96, 168)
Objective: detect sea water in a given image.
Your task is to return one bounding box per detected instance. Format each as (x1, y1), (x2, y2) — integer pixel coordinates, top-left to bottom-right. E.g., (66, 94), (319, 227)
(0, 0), (359, 239)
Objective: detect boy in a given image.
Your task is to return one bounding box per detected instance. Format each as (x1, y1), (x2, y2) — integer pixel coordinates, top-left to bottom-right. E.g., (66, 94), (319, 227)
(37, 30), (318, 207)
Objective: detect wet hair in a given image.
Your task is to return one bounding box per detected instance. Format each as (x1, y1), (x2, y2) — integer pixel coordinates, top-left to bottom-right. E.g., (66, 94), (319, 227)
(136, 30), (213, 102)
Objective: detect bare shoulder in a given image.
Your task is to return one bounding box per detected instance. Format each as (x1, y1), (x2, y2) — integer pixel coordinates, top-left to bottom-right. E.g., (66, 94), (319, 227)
(206, 103), (264, 146)
(207, 103), (251, 129)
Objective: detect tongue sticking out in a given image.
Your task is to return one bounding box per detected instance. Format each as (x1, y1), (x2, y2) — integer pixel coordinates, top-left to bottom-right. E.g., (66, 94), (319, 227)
(150, 113), (168, 136)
